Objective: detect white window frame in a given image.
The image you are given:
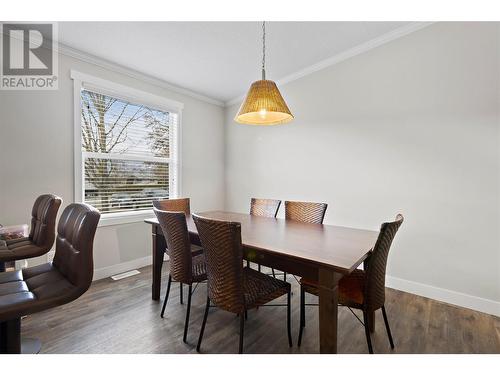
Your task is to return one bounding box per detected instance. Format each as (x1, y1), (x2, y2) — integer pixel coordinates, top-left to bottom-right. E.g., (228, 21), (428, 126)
(71, 70), (183, 226)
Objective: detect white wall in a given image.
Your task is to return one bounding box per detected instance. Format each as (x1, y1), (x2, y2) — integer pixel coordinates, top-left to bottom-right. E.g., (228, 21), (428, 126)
(224, 23), (500, 314)
(0, 51), (225, 275)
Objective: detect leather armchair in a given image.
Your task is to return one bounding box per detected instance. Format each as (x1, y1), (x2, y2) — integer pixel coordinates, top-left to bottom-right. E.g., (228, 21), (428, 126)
(0, 203), (100, 353)
(0, 194), (62, 271)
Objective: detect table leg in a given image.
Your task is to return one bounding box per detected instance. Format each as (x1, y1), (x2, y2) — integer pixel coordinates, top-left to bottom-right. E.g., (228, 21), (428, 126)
(152, 226), (165, 301)
(318, 268), (343, 354)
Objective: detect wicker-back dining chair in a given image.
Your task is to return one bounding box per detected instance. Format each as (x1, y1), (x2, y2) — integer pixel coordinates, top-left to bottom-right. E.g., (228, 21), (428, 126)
(285, 200), (328, 224)
(298, 214), (404, 353)
(248, 198), (281, 274)
(281, 200), (327, 281)
(153, 208), (207, 343)
(250, 198), (281, 218)
(193, 214), (292, 354)
(153, 198), (195, 304)
(153, 197), (191, 216)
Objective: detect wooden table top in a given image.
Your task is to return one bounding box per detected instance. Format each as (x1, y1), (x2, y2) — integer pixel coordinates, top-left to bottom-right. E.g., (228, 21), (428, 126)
(145, 211), (379, 274)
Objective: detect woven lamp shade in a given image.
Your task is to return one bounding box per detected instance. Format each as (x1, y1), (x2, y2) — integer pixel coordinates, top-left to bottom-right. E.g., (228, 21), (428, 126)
(235, 79), (293, 125)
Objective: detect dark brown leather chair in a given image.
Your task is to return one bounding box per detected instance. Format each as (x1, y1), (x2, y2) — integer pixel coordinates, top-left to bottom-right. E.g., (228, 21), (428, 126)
(0, 203), (100, 353)
(193, 214), (292, 354)
(0, 194), (62, 272)
(154, 208), (207, 343)
(297, 214), (404, 353)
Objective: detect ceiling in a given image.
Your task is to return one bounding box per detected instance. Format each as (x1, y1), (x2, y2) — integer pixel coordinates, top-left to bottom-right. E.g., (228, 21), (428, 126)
(56, 22), (412, 104)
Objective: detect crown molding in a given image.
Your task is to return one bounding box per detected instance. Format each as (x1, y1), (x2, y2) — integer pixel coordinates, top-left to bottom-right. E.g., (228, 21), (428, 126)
(57, 42), (225, 107)
(225, 22), (434, 107)
(0, 23), (224, 107)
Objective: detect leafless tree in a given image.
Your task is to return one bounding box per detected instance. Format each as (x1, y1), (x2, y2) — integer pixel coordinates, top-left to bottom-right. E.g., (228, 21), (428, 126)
(144, 111), (170, 157)
(81, 91), (146, 211)
(81, 91), (170, 212)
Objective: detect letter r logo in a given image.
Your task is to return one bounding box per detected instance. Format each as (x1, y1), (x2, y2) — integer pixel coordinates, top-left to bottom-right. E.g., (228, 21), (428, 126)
(2, 23), (53, 76)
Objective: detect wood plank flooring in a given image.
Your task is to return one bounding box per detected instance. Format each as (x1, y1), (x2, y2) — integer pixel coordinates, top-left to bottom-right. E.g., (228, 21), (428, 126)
(21, 263), (500, 354)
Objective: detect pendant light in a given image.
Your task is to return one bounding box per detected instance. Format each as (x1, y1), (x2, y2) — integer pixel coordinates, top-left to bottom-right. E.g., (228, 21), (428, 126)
(235, 21), (294, 125)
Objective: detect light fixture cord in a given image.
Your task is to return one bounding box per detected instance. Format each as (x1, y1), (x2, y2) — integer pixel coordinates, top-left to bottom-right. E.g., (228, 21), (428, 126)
(261, 21), (266, 80)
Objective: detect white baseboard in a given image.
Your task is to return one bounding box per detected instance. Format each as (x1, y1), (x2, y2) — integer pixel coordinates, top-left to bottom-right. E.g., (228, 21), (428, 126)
(93, 255), (152, 281)
(386, 275), (500, 317)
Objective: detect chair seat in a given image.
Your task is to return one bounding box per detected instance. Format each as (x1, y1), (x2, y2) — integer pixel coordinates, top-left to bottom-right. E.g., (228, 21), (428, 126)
(0, 238), (45, 262)
(0, 270), (23, 283)
(243, 267), (290, 309)
(0, 264), (79, 322)
(191, 254), (207, 283)
(0, 280), (29, 296)
(300, 269), (366, 307)
(0, 269), (37, 321)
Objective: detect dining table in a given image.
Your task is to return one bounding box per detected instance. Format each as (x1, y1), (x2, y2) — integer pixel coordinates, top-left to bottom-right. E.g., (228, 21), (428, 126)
(144, 210), (379, 354)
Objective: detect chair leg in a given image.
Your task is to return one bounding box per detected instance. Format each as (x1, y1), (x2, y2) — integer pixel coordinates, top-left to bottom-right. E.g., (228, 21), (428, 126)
(160, 275), (172, 318)
(0, 261), (5, 272)
(363, 310), (374, 354)
(183, 284), (193, 343)
(196, 296), (210, 353)
(246, 260), (250, 268)
(272, 268), (276, 278)
(287, 290), (292, 347)
(258, 264), (261, 272)
(298, 285), (305, 347)
(368, 311), (376, 333)
(381, 305), (395, 349)
(244, 310), (248, 320)
(283, 272), (287, 282)
(239, 311), (245, 354)
(180, 283), (183, 304)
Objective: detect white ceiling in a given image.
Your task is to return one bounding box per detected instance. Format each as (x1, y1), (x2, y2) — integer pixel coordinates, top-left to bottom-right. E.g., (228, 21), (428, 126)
(57, 22), (412, 104)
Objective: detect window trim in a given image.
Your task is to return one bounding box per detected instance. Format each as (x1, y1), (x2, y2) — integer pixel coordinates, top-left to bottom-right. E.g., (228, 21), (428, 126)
(71, 70), (183, 226)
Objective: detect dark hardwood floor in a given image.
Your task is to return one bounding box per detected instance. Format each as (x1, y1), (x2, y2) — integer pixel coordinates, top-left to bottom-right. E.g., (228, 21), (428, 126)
(21, 263), (500, 354)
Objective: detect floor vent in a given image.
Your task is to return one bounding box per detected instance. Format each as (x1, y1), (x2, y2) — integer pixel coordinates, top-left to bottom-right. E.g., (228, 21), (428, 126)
(111, 270), (140, 281)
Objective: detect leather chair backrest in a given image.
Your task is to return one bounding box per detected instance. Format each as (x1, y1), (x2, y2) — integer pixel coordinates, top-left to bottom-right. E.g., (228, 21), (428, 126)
(53, 203), (100, 289)
(29, 194), (62, 249)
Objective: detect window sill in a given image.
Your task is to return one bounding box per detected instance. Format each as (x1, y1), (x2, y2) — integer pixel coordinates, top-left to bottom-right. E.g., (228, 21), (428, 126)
(98, 210), (155, 227)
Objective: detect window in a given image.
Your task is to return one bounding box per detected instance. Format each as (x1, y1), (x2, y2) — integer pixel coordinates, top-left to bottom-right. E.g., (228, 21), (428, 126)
(72, 71), (182, 224)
